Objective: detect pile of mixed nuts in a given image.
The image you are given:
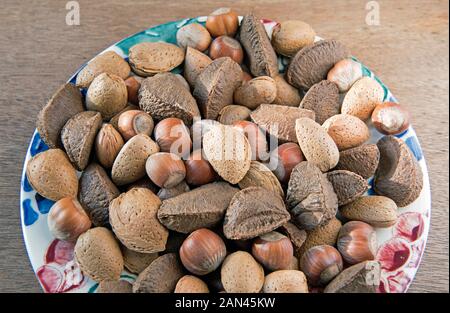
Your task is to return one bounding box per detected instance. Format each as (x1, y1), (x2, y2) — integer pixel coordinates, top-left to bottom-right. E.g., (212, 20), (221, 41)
(27, 8), (423, 293)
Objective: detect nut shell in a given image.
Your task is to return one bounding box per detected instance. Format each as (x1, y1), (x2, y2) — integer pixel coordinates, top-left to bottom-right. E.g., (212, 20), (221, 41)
(224, 187), (290, 240)
(176, 23), (211, 52)
(175, 275), (210, 293)
(340, 196), (398, 228)
(109, 188), (168, 253)
(47, 197), (91, 242)
(86, 73), (128, 120)
(234, 76), (277, 109)
(124, 76), (141, 105)
(326, 170), (368, 206)
(111, 134), (159, 186)
(129, 42), (184, 76)
(287, 40), (348, 90)
(232, 120), (268, 161)
(337, 221), (377, 265)
(238, 161), (284, 198)
(217, 105), (251, 125)
(371, 102), (410, 135)
(273, 75), (302, 107)
(206, 8), (239, 37)
(299, 80), (340, 125)
(97, 280), (132, 293)
(74, 227), (124, 282)
(209, 36), (244, 64)
(221, 251), (264, 293)
(183, 47), (212, 88)
(269, 142), (304, 184)
(335, 144), (380, 179)
(157, 180), (190, 200)
(298, 217), (342, 258)
(145, 152), (186, 188)
(121, 246), (158, 274)
(327, 58), (363, 92)
(153, 118), (192, 157)
(300, 245), (343, 286)
(341, 77), (384, 121)
(271, 20), (316, 57)
(180, 228), (227, 276)
(202, 124), (251, 184)
(184, 150), (216, 186)
(295, 118), (340, 172)
(251, 104), (315, 144)
(26, 149), (78, 201)
(117, 110), (154, 141)
(323, 114), (370, 151)
(252, 231), (294, 271)
(95, 123), (124, 169)
(263, 270), (309, 293)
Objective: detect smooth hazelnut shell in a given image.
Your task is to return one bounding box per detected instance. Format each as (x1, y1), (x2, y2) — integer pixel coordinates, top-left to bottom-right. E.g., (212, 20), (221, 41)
(300, 245), (343, 286)
(271, 143), (304, 184)
(206, 8), (239, 37)
(251, 231), (294, 271)
(233, 120), (268, 161)
(372, 102), (410, 135)
(337, 221), (377, 265)
(209, 36), (244, 64)
(118, 110), (154, 141)
(47, 197), (92, 242)
(124, 76), (140, 104)
(179, 228), (227, 276)
(154, 118), (192, 157)
(184, 150), (216, 186)
(145, 152), (186, 188)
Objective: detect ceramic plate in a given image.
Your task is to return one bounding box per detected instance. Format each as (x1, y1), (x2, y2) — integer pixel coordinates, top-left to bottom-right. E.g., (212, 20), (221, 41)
(20, 16), (431, 293)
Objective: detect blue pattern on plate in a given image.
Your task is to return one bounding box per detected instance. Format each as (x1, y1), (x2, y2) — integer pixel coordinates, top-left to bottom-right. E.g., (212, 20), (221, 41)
(405, 136), (423, 161)
(367, 177), (376, 195)
(35, 194), (54, 214)
(23, 199), (39, 226)
(30, 133), (48, 157)
(22, 175), (33, 192)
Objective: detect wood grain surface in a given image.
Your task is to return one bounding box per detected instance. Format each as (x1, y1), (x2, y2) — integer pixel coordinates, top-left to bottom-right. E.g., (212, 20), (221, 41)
(0, 0), (448, 293)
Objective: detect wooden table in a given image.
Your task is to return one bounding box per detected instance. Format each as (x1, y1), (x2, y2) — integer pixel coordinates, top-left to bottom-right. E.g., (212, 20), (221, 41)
(0, 0), (448, 293)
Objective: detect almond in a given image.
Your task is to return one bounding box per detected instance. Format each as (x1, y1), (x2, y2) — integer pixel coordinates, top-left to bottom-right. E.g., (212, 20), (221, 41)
(322, 114), (370, 151)
(340, 196), (398, 228)
(234, 76), (277, 110)
(95, 123), (124, 169)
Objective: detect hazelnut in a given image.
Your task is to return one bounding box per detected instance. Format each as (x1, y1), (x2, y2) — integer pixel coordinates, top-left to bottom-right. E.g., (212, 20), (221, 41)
(270, 143), (304, 184)
(371, 102), (410, 135)
(47, 197), (92, 242)
(242, 71), (253, 82)
(209, 36), (244, 64)
(124, 76), (141, 104)
(327, 59), (363, 92)
(180, 228), (227, 276)
(206, 8), (239, 37)
(117, 110), (154, 141)
(86, 73), (128, 120)
(95, 124), (124, 169)
(251, 231), (294, 271)
(233, 120), (268, 161)
(176, 23), (212, 52)
(299, 245), (343, 286)
(145, 152), (186, 188)
(154, 118), (192, 158)
(184, 150), (216, 186)
(337, 221), (377, 265)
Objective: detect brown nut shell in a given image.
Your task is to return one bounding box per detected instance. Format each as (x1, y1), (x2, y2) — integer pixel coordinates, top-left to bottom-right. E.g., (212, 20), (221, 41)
(206, 8), (239, 37)
(252, 231), (294, 271)
(209, 36), (244, 64)
(326, 170), (369, 206)
(337, 221), (377, 265)
(299, 245), (343, 286)
(234, 76), (277, 109)
(341, 77), (384, 121)
(129, 42), (184, 76)
(340, 196), (398, 228)
(139, 72), (200, 126)
(95, 123), (124, 169)
(86, 73), (128, 120)
(263, 270), (309, 293)
(223, 187), (290, 240)
(221, 251), (264, 293)
(153, 118), (192, 157)
(327, 58), (363, 93)
(269, 142), (304, 185)
(295, 118), (340, 172)
(238, 161), (284, 198)
(109, 188), (168, 253)
(157, 180), (190, 200)
(193, 57), (243, 120)
(74, 227), (124, 282)
(287, 40), (348, 90)
(217, 105), (251, 125)
(335, 144), (380, 179)
(183, 47), (212, 88)
(271, 20), (316, 57)
(78, 163), (120, 227)
(36, 83), (84, 148)
(26, 149), (78, 201)
(286, 161), (338, 230)
(278, 222), (307, 252)
(298, 217), (342, 258)
(184, 150), (216, 186)
(371, 102), (410, 135)
(323, 114), (370, 151)
(374, 135), (423, 207)
(299, 80), (340, 125)
(61, 111), (102, 171)
(145, 152), (186, 188)
(117, 110), (154, 141)
(121, 245), (158, 274)
(239, 14), (279, 77)
(176, 23), (211, 52)
(97, 280), (133, 293)
(175, 275), (210, 293)
(124, 76), (141, 105)
(111, 134), (159, 186)
(232, 120), (269, 161)
(273, 75), (302, 107)
(133, 253), (184, 293)
(251, 104), (315, 144)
